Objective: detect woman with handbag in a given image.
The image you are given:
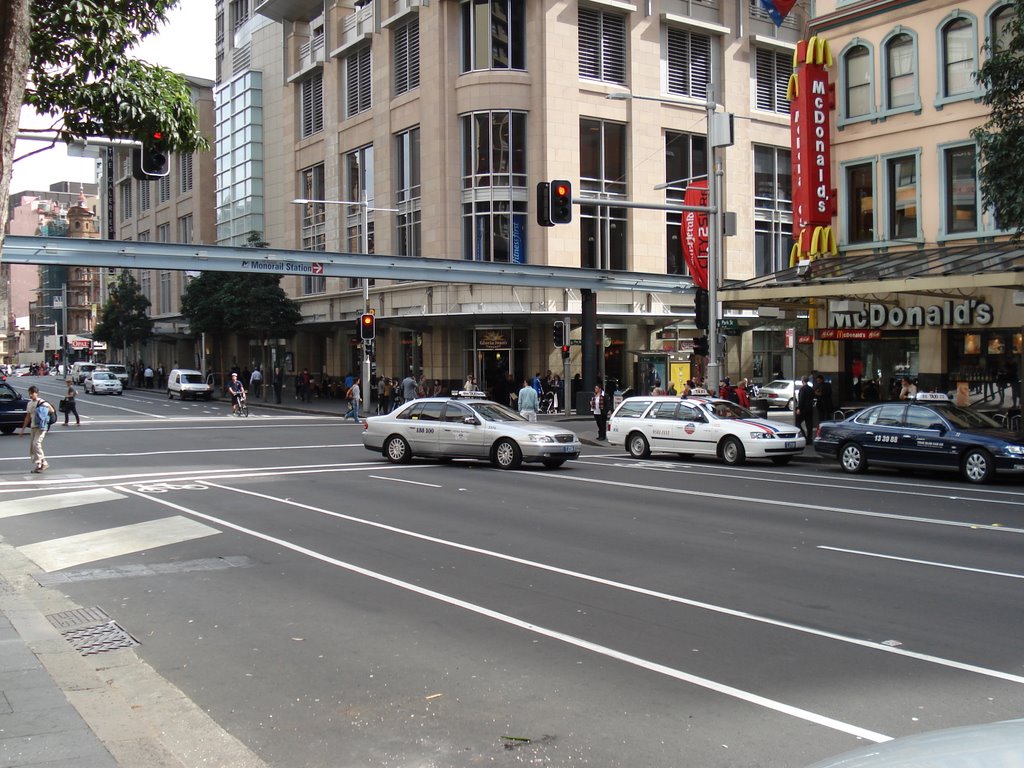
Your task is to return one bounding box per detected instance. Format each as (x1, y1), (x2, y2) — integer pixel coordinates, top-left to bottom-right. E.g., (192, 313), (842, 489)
(62, 379), (80, 426)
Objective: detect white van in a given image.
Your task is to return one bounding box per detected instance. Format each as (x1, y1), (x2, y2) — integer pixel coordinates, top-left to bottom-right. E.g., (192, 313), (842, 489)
(167, 369), (214, 400)
(70, 362), (97, 384)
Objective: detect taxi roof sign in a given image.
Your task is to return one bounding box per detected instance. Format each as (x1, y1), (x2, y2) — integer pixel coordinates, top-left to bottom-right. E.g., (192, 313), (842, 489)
(913, 392), (951, 402)
(688, 388), (711, 397)
(451, 390), (488, 399)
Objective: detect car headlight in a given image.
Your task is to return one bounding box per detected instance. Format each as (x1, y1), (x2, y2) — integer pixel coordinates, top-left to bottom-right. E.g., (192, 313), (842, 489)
(749, 432), (773, 439)
(527, 433), (555, 443)
(1004, 444), (1024, 455)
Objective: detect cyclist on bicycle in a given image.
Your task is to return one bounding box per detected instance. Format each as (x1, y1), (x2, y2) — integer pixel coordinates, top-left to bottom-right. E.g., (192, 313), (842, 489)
(227, 372), (247, 416)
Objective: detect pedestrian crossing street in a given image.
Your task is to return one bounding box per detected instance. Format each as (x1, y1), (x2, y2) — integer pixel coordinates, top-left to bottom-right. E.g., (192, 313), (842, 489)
(0, 487), (220, 573)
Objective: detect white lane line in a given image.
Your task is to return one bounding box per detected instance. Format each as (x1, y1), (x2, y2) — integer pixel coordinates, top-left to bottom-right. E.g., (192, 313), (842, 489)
(0, 488), (125, 519)
(530, 471), (1024, 535)
(368, 475), (442, 487)
(198, 480), (1024, 686)
(578, 458), (1024, 507)
(0, 443), (363, 464)
(116, 484), (891, 744)
(818, 546), (1024, 580)
(17, 515), (219, 572)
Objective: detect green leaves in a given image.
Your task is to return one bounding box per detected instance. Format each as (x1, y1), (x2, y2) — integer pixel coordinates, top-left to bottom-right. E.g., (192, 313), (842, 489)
(93, 272), (154, 348)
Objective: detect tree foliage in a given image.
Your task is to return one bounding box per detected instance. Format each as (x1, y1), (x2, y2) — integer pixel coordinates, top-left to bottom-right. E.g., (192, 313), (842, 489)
(181, 272), (303, 350)
(972, 4), (1024, 238)
(93, 271), (154, 351)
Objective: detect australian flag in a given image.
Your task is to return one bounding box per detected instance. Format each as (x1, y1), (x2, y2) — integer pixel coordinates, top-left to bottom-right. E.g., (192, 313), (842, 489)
(759, 0), (798, 27)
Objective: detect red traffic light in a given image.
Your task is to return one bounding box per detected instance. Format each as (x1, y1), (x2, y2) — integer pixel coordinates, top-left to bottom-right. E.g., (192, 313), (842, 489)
(554, 183), (569, 197)
(548, 179), (572, 225)
(359, 312), (376, 341)
(152, 131), (164, 141)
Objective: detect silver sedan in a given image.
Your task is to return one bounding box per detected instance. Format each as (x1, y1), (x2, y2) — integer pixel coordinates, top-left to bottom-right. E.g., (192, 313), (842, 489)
(361, 395), (582, 469)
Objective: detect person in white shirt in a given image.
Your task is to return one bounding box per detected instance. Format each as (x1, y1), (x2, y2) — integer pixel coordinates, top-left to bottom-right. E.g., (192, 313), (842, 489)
(517, 378), (538, 422)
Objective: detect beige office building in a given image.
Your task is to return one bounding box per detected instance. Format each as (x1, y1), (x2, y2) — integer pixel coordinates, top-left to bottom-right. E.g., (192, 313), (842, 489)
(214, 0), (808, 395)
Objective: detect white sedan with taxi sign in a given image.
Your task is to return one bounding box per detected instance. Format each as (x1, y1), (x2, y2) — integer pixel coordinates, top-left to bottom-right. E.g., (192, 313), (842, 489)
(608, 391), (806, 465)
(362, 392), (582, 469)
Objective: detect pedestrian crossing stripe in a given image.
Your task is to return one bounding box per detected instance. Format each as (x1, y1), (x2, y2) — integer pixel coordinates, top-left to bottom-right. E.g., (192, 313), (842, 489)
(0, 489), (126, 519)
(18, 515), (220, 573)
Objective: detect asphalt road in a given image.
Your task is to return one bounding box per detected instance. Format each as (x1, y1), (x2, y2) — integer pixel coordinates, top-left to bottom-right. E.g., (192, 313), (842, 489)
(0, 376), (1022, 767)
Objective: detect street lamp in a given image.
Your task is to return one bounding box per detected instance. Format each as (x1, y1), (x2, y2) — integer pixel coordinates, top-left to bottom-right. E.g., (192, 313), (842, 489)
(291, 195), (397, 415)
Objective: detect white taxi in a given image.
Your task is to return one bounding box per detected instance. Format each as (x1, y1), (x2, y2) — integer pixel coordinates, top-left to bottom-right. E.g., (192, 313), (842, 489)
(607, 390), (805, 466)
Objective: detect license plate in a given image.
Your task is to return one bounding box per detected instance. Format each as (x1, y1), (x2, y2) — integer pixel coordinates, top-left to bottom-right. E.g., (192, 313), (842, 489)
(563, 445), (576, 453)
(784, 441), (796, 449)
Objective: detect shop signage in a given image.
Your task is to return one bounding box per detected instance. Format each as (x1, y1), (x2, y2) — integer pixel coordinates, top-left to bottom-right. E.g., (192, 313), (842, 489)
(830, 300), (993, 330)
(681, 180), (709, 290)
(818, 329), (883, 340)
(477, 330), (509, 349)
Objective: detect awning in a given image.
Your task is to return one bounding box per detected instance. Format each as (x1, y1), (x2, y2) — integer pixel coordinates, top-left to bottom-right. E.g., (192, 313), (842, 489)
(719, 242), (1024, 309)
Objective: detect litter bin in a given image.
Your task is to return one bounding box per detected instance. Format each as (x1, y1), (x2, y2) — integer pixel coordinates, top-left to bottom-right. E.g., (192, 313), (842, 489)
(751, 397), (769, 418)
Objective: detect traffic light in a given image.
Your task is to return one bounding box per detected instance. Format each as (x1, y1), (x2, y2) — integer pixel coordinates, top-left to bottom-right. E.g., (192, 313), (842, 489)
(694, 288), (709, 332)
(561, 345), (570, 360)
(552, 320), (566, 348)
(359, 312), (375, 341)
(693, 336), (709, 356)
(536, 182), (552, 227)
(549, 180), (572, 225)
(132, 131), (169, 180)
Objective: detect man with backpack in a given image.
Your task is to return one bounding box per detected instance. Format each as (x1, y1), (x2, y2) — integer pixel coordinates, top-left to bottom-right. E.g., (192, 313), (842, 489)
(20, 385), (56, 473)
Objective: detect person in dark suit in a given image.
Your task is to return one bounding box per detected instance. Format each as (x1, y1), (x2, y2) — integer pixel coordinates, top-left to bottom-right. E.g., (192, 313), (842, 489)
(814, 374), (834, 424)
(797, 375), (815, 441)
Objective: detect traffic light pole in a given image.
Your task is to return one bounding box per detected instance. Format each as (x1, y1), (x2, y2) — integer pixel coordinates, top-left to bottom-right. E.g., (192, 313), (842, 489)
(563, 314), (571, 416)
(361, 193), (371, 415)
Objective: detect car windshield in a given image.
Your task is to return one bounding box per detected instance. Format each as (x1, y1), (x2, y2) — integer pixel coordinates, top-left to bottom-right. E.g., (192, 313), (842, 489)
(182, 374), (205, 384)
(94, 373), (113, 380)
(932, 404), (1002, 429)
(470, 402), (527, 422)
(703, 401), (754, 420)
(764, 380), (790, 390)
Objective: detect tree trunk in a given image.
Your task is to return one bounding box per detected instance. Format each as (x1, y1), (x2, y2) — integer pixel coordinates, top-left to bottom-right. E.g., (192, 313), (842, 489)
(0, 0), (32, 250)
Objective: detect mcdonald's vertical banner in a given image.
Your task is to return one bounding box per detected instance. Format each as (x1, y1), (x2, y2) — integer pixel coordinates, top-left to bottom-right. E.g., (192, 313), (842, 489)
(788, 37), (836, 263)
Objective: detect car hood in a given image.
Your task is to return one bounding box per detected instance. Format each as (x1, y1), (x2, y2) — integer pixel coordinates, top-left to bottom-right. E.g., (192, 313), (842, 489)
(481, 420), (578, 437)
(726, 417), (801, 434)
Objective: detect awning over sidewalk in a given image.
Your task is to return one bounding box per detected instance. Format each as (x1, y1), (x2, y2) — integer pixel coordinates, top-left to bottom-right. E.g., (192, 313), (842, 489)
(719, 242), (1024, 309)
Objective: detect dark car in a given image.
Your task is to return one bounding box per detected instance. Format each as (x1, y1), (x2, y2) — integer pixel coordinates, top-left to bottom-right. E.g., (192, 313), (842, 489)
(814, 393), (1024, 483)
(0, 381), (30, 435)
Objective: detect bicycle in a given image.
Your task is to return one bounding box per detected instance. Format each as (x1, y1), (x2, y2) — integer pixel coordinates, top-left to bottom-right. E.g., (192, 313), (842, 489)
(234, 392), (249, 417)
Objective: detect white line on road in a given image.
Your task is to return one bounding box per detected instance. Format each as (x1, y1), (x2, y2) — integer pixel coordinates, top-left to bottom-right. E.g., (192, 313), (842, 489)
(115, 483), (892, 744)
(367, 475), (442, 487)
(818, 546), (1024, 580)
(0, 443), (363, 464)
(0, 488), (124, 519)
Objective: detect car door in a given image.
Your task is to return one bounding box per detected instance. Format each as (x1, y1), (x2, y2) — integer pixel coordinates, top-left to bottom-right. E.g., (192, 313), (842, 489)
(673, 403), (716, 455)
(644, 402), (679, 452)
(439, 402), (487, 457)
(900, 405), (957, 469)
(857, 403), (906, 462)
(403, 401), (444, 454)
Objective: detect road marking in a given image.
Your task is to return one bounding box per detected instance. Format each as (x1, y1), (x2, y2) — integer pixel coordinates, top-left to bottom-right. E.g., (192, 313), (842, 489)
(367, 475), (442, 487)
(116, 484), (892, 744)
(818, 546), (1024, 580)
(190, 480), (1024, 687)
(17, 515), (219, 572)
(0, 488), (124, 519)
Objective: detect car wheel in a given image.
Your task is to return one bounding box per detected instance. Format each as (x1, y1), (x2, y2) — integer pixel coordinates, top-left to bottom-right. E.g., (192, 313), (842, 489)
(627, 432), (651, 459)
(492, 438), (522, 469)
(384, 435), (412, 464)
(542, 458), (566, 469)
(961, 448), (993, 484)
(770, 456), (793, 466)
(167, 389), (174, 399)
(786, 397), (794, 411)
(0, 426), (14, 435)
(839, 442), (867, 473)
(720, 436), (746, 465)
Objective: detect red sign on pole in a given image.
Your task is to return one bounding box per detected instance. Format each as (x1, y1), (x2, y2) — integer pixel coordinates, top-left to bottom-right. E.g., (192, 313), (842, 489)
(681, 180), (709, 290)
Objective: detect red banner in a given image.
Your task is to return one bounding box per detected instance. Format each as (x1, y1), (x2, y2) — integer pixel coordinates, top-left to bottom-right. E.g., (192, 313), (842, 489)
(817, 329), (883, 340)
(681, 180), (709, 290)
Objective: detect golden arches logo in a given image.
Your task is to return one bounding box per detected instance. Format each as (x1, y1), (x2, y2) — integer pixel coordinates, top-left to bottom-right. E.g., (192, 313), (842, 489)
(808, 226), (837, 256)
(786, 72), (799, 101)
(804, 36), (832, 68)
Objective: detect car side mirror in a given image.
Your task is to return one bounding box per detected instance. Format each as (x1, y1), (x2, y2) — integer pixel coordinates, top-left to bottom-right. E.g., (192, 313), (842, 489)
(463, 416), (480, 425)
(929, 423), (946, 434)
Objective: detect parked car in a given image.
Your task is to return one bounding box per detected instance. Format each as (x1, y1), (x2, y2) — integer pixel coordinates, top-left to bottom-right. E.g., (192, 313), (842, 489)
(70, 362), (97, 384)
(98, 364), (130, 389)
(84, 370), (123, 395)
(607, 390), (805, 466)
(0, 381), (30, 434)
(166, 368), (214, 400)
(757, 379), (803, 411)
(814, 392), (1024, 483)
(362, 392), (582, 469)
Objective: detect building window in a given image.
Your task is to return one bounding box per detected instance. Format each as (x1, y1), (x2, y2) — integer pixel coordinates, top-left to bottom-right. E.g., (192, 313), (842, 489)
(140, 271), (151, 304)
(137, 230), (150, 242)
(460, 111), (527, 262)
(215, 71), (264, 247)
(156, 223), (170, 242)
(159, 271), (171, 313)
(663, 131), (707, 275)
(138, 180), (151, 212)
(991, 4), (1014, 53)
(460, 0), (525, 72)
(179, 153), (194, 193)
(229, 0), (249, 30)
(345, 46), (372, 118)
(667, 28), (710, 100)
(300, 71), (324, 138)
(393, 18), (420, 95)
(754, 48), (790, 114)
(886, 154), (918, 240)
(884, 33), (915, 110)
(395, 126), (421, 258)
(944, 144), (978, 234)
(753, 145), (793, 276)
(120, 180), (133, 220)
(579, 7), (626, 85)
(845, 162), (874, 244)
(941, 17), (975, 98)
(844, 44), (872, 119)
(178, 214), (194, 244)
(580, 118), (627, 271)
(344, 145), (374, 288)
(157, 175), (171, 203)
(299, 164), (326, 254)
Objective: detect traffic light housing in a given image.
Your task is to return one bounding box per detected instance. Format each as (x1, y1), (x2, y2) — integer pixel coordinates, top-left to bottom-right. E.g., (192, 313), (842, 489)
(536, 182), (552, 227)
(552, 320), (566, 348)
(694, 288), (709, 332)
(359, 312), (375, 341)
(132, 131), (169, 180)
(561, 345), (570, 360)
(549, 180), (572, 225)
(693, 336), (709, 356)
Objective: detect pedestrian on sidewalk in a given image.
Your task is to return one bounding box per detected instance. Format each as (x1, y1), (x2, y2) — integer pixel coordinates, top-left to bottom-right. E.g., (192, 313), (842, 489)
(62, 379), (81, 425)
(20, 386), (55, 473)
(797, 375), (815, 441)
(250, 367), (263, 398)
(518, 377), (538, 422)
(273, 365), (283, 404)
(344, 378), (362, 422)
(590, 383), (608, 441)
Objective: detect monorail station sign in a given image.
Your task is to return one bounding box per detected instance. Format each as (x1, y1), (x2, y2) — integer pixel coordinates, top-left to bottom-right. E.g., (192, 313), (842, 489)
(830, 300), (994, 330)
(241, 259), (324, 275)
